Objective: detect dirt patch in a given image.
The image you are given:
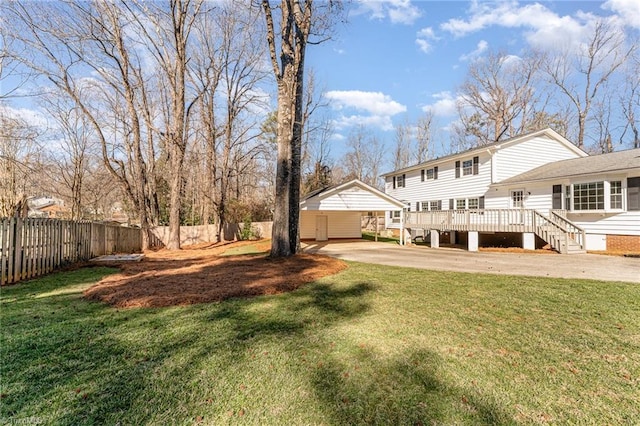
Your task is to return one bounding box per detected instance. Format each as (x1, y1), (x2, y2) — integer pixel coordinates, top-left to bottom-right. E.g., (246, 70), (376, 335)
(84, 240), (347, 308)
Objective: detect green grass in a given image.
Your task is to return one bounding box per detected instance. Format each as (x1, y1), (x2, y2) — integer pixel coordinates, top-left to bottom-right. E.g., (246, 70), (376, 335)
(1, 263), (639, 425)
(361, 231), (400, 244)
(220, 242), (269, 256)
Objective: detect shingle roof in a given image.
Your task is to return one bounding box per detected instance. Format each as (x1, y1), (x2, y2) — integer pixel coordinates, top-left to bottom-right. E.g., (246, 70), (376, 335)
(380, 128), (585, 177)
(496, 148), (640, 185)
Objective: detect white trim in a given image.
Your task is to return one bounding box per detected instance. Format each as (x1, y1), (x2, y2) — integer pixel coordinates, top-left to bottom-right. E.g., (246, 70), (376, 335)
(381, 128), (587, 178)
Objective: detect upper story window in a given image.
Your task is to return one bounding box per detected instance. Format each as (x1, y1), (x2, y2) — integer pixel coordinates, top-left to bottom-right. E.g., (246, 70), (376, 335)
(421, 167), (438, 181)
(455, 156), (479, 178)
(456, 199), (466, 210)
(468, 198), (479, 209)
(462, 160), (473, 176)
(392, 174), (406, 189)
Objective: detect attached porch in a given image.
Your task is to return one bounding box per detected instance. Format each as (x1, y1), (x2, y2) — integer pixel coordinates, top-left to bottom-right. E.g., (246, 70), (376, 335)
(404, 209), (586, 254)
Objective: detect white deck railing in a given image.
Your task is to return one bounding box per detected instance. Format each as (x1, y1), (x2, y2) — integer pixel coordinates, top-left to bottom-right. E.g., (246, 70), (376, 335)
(405, 209), (586, 253)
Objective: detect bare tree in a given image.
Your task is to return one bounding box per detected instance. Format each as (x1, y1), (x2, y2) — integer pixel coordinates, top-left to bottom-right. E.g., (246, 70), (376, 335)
(341, 126), (385, 189)
(414, 110), (433, 163)
(261, 0), (340, 257)
(620, 49), (640, 149)
(543, 19), (635, 149)
(0, 108), (40, 217)
(5, 1), (163, 247)
(392, 118), (412, 170)
(41, 91), (95, 219)
(456, 50), (543, 147)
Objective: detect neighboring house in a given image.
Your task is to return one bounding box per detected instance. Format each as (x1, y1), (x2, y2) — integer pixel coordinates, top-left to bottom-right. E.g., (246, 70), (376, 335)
(28, 197), (71, 219)
(383, 128), (640, 253)
(300, 179), (405, 242)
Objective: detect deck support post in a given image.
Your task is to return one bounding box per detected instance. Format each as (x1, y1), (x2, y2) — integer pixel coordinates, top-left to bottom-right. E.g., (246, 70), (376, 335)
(468, 231), (479, 252)
(523, 232), (535, 250)
(430, 230), (440, 248)
(450, 231), (456, 245)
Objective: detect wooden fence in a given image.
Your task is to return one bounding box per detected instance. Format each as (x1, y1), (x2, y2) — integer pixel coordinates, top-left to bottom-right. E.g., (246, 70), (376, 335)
(0, 218), (142, 286)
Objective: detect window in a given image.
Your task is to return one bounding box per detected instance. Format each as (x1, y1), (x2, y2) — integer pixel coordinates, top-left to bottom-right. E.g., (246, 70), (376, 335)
(462, 160), (473, 176)
(511, 190), (524, 208)
(424, 167), (438, 180)
(393, 174), (406, 189)
(573, 182), (604, 210)
(456, 199), (466, 210)
(456, 157), (479, 178)
(420, 200), (442, 211)
(610, 181), (622, 209)
(629, 177), (640, 211)
(468, 198), (479, 209)
(552, 185), (562, 210)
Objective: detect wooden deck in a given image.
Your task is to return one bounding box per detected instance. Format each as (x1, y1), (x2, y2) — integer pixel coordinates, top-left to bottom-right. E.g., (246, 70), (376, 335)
(405, 209), (586, 254)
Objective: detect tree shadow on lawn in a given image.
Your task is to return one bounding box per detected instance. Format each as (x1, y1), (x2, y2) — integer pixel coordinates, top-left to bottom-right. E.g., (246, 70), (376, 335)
(3, 266), (511, 425)
(312, 348), (510, 425)
(1, 269), (374, 424)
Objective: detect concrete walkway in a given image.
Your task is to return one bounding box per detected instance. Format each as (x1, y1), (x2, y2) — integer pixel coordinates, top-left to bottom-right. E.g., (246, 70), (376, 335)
(302, 240), (640, 283)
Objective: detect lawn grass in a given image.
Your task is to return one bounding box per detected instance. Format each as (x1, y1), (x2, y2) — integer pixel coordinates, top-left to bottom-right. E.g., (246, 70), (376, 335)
(1, 263), (639, 424)
(361, 231), (400, 244)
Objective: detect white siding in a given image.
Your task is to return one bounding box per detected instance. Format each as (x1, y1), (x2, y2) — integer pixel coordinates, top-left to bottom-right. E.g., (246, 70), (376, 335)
(487, 179), (640, 237)
(300, 211), (362, 239)
(494, 136), (582, 182)
(386, 152), (492, 212)
(302, 186), (401, 211)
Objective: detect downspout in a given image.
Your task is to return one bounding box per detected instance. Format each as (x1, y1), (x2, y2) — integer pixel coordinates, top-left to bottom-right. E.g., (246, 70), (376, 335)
(488, 147), (499, 184)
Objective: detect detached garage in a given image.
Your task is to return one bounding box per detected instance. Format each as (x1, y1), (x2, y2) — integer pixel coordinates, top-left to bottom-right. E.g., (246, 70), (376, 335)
(300, 179), (405, 242)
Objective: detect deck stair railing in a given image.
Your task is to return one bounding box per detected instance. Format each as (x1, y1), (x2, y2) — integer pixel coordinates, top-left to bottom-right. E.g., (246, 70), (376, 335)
(405, 209), (586, 254)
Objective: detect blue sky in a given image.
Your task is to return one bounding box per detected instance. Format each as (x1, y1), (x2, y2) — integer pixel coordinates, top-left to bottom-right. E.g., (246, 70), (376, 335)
(3, 0), (639, 162)
(307, 0), (640, 157)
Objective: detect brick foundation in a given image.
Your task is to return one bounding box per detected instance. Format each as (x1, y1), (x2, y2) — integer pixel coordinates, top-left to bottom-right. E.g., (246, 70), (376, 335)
(607, 235), (640, 252)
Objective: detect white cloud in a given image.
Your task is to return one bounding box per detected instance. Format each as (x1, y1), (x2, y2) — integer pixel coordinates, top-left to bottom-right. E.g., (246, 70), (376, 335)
(332, 114), (396, 132)
(459, 39), (489, 61)
(325, 90), (406, 132)
(416, 39), (433, 54)
(1, 105), (49, 128)
(416, 26), (438, 54)
(602, 0), (640, 29)
(421, 91), (462, 117)
(354, 0), (422, 25)
(439, 1), (616, 52)
(325, 90), (406, 116)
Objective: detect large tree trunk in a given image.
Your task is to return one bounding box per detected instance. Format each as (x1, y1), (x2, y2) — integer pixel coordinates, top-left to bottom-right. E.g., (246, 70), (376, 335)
(271, 80), (295, 256)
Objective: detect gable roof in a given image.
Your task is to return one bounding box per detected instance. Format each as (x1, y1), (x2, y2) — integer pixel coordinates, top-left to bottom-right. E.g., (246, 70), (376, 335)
(494, 148), (640, 186)
(300, 179), (405, 210)
(381, 128), (587, 177)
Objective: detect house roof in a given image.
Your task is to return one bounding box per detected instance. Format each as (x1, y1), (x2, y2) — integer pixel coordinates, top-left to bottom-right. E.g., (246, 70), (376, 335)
(494, 148), (640, 186)
(300, 178), (405, 210)
(381, 128), (587, 177)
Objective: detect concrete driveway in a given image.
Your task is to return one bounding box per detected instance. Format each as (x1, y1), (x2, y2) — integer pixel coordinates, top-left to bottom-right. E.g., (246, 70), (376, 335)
(302, 240), (640, 283)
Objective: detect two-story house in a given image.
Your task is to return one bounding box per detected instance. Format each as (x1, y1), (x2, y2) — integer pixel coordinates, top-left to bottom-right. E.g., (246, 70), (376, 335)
(383, 128), (640, 253)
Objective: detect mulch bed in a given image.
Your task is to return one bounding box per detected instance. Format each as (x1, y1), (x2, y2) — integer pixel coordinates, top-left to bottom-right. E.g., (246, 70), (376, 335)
(84, 240), (347, 309)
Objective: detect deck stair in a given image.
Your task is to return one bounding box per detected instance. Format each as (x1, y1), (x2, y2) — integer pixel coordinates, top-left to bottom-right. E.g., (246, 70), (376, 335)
(533, 210), (586, 254)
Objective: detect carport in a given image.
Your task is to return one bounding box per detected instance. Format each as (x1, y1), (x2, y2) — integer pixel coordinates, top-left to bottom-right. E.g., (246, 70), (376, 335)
(299, 179), (406, 243)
